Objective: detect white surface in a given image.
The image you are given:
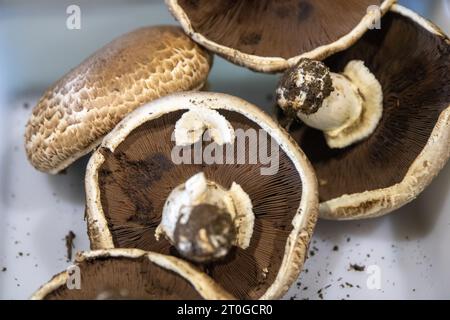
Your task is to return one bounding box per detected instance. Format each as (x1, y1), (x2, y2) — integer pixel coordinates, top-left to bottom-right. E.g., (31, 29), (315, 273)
(1, 0), (450, 300)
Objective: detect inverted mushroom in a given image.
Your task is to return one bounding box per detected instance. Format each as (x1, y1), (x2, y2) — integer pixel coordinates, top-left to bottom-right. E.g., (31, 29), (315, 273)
(166, 0), (395, 72)
(85, 92), (318, 299)
(25, 26), (212, 174)
(31, 249), (233, 300)
(276, 5), (450, 220)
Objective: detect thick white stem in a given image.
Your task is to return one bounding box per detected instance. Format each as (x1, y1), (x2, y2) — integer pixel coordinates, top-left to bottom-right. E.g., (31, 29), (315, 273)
(297, 73), (363, 132)
(156, 172), (255, 252)
(297, 60), (383, 149)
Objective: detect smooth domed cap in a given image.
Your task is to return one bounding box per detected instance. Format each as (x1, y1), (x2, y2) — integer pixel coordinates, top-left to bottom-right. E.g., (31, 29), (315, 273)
(31, 249), (234, 300)
(85, 92), (318, 299)
(281, 5), (450, 220)
(166, 0), (395, 72)
(25, 25), (212, 174)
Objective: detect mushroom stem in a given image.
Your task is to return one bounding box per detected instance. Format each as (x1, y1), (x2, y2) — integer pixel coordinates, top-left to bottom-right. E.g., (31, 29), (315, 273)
(277, 58), (383, 148)
(174, 203), (236, 263)
(299, 73), (363, 132)
(156, 172), (254, 263)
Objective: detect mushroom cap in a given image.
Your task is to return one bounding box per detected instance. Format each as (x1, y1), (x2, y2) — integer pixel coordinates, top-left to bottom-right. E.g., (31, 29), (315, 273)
(280, 5), (450, 220)
(25, 26), (212, 174)
(166, 0), (395, 72)
(85, 92), (318, 299)
(31, 249), (234, 300)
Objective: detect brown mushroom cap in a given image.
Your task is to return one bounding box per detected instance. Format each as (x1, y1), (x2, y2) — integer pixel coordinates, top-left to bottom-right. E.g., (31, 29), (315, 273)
(31, 249), (234, 300)
(25, 26), (212, 174)
(85, 92), (318, 299)
(279, 5), (450, 220)
(166, 0), (395, 72)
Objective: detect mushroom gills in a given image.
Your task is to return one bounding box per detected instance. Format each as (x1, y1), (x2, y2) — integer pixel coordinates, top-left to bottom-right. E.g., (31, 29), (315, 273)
(279, 6), (450, 220)
(31, 249), (234, 300)
(172, 0), (390, 59)
(277, 58), (383, 148)
(95, 107), (307, 299)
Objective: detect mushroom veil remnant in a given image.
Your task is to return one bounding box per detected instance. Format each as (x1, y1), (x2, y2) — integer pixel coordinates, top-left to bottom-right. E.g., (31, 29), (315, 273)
(85, 92), (318, 299)
(277, 58), (383, 148)
(277, 5), (450, 220)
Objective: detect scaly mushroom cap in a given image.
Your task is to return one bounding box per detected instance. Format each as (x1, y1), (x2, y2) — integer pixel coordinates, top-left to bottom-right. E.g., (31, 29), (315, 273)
(166, 0), (395, 72)
(31, 249), (234, 300)
(85, 92), (318, 299)
(280, 5), (450, 220)
(25, 26), (212, 174)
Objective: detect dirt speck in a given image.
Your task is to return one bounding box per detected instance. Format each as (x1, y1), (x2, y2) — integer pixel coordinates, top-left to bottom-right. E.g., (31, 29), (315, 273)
(345, 282), (354, 288)
(239, 32), (262, 46)
(349, 263), (365, 272)
(65, 231), (76, 261)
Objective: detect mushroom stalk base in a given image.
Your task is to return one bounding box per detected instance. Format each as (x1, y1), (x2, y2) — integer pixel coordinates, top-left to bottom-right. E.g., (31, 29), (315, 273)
(156, 172), (255, 263)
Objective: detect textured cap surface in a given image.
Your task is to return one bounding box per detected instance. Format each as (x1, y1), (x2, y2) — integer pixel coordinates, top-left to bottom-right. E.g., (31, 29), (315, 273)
(25, 25), (212, 174)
